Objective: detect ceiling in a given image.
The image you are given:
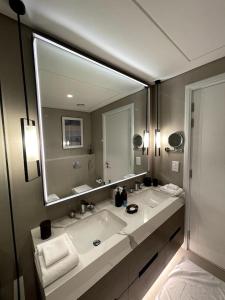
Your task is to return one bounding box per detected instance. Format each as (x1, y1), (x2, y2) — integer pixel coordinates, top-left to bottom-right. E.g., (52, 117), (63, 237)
(0, 0), (225, 83)
(35, 36), (145, 112)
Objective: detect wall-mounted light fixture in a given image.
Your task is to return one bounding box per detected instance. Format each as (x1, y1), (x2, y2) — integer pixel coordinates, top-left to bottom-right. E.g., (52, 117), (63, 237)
(155, 80), (161, 156)
(143, 130), (150, 149)
(142, 87), (150, 155)
(9, 0), (40, 181)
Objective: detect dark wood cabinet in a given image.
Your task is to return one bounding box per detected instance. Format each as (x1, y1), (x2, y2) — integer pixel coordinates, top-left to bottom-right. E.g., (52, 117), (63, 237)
(78, 206), (184, 300)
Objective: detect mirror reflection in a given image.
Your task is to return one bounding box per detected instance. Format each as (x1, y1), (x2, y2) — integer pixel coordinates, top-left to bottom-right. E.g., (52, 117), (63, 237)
(34, 35), (149, 204)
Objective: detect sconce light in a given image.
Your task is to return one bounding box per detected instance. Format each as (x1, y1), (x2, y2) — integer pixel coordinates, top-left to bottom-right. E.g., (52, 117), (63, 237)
(155, 129), (161, 155)
(155, 80), (161, 156)
(23, 121), (39, 162)
(10, 0), (40, 181)
(143, 130), (150, 149)
(21, 119), (40, 181)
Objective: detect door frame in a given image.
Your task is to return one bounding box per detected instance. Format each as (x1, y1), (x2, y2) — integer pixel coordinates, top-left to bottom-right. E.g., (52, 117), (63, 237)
(183, 72), (225, 249)
(102, 103), (134, 182)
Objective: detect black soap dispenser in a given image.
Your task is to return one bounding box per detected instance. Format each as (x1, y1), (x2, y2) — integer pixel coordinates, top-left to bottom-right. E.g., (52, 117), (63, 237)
(115, 188), (122, 207)
(121, 186), (128, 207)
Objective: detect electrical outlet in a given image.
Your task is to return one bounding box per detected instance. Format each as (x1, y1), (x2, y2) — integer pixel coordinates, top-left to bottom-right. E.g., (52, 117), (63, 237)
(172, 161), (180, 172)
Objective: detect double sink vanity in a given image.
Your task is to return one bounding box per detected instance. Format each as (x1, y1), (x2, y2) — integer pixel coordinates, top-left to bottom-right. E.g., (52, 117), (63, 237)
(31, 187), (185, 300)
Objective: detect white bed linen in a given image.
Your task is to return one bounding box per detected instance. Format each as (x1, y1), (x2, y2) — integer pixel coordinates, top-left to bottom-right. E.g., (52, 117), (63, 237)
(156, 259), (225, 300)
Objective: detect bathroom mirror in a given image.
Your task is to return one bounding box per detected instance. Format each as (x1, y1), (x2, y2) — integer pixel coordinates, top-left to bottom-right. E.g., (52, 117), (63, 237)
(33, 34), (150, 205)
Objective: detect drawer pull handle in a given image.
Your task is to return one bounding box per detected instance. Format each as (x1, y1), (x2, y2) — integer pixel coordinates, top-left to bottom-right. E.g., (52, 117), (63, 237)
(139, 252), (158, 278)
(169, 227), (181, 241)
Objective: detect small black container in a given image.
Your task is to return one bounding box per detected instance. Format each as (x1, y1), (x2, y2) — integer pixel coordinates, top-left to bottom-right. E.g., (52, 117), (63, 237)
(40, 220), (51, 240)
(143, 176), (152, 187)
(152, 178), (159, 187)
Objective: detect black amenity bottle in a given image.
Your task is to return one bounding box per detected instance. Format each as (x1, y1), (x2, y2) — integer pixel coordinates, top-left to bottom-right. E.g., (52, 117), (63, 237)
(115, 188), (122, 207)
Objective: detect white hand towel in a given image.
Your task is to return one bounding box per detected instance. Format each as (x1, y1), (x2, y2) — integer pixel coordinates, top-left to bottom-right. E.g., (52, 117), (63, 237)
(47, 194), (60, 202)
(36, 233), (79, 287)
(167, 183), (180, 191)
(72, 184), (92, 194)
(37, 234), (69, 267)
(159, 184), (184, 197)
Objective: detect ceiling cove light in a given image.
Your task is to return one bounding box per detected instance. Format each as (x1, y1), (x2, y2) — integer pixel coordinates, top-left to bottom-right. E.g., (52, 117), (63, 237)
(67, 94), (73, 98)
(9, 0), (40, 182)
(155, 80), (161, 156)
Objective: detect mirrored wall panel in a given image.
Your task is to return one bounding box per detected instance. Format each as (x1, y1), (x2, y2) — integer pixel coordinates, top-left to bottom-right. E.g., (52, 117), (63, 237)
(33, 35), (150, 205)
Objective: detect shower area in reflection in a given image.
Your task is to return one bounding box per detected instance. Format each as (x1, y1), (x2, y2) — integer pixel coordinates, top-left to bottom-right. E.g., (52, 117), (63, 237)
(0, 88), (20, 299)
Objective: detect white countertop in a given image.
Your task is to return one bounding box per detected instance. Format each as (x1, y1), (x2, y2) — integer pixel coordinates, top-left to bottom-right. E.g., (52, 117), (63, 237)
(31, 187), (185, 300)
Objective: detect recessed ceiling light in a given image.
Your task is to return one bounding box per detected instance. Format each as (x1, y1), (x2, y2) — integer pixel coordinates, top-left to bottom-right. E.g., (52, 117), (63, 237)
(67, 94), (73, 98)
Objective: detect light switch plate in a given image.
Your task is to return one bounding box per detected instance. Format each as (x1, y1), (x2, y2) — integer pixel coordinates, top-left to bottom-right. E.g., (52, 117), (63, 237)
(172, 161), (180, 172)
(136, 156), (141, 166)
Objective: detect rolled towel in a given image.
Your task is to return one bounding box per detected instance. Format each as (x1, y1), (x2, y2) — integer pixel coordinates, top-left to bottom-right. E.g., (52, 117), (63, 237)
(36, 233), (79, 287)
(37, 234), (69, 267)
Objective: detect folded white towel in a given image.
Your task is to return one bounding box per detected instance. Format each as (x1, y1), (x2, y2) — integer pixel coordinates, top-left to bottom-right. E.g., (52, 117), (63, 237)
(159, 184), (184, 197)
(37, 234), (69, 267)
(36, 233), (79, 287)
(167, 183), (180, 191)
(47, 194), (60, 202)
(123, 174), (135, 179)
(72, 184), (92, 194)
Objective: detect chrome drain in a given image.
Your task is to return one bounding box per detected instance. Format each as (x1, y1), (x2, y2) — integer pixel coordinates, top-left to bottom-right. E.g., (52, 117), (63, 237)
(93, 239), (101, 246)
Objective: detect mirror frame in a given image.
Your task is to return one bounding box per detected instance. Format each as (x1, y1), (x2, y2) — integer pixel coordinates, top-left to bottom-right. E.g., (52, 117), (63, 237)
(32, 33), (150, 206)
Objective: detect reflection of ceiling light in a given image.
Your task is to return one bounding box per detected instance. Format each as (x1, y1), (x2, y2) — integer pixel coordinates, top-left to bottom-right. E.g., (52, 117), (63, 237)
(67, 94), (73, 98)
(76, 103), (85, 107)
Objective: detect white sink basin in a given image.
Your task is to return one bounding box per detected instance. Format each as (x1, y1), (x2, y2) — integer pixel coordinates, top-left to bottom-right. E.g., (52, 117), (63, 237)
(66, 209), (127, 254)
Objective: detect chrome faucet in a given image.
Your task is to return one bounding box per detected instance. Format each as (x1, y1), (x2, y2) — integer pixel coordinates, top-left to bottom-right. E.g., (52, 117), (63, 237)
(80, 200), (95, 214)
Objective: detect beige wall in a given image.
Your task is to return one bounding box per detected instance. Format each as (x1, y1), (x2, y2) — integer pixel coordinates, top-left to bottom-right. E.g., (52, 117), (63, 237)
(42, 107), (92, 158)
(42, 108), (96, 197)
(91, 88), (148, 178)
(152, 56), (225, 187)
(0, 100), (15, 299)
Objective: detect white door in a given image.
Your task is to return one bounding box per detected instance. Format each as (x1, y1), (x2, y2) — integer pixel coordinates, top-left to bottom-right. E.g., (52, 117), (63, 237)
(103, 104), (134, 183)
(189, 81), (225, 268)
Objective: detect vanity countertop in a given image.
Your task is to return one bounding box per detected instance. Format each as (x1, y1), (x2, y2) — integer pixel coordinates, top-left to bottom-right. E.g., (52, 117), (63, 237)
(31, 187), (184, 300)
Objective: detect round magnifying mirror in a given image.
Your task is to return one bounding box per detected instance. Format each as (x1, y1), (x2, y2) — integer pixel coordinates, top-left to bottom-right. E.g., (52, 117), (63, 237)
(133, 134), (143, 149)
(168, 132), (184, 150)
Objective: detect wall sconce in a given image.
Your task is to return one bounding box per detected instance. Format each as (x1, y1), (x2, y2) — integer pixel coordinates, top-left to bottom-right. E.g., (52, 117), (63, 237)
(142, 130), (150, 155)
(21, 119), (40, 181)
(143, 130), (150, 148)
(155, 80), (161, 156)
(155, 129), (161, 155)
(142, 87), (151, 155)
(10, 0), (40, 181)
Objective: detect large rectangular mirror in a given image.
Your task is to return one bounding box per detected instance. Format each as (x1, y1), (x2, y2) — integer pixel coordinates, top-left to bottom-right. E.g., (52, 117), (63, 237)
(33, 34), (150, 205)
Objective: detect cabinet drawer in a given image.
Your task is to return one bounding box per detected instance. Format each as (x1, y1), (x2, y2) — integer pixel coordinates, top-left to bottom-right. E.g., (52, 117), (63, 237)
(128, 230), (160, 284)
(78, 257), (129, 300)
(156, 206), (184, 252)
(128, 207), (184, 284)
(128, 223), (184, 300)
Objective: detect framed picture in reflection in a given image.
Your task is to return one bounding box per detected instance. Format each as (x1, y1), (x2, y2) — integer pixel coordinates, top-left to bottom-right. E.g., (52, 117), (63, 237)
(62, 117), (83, 149)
